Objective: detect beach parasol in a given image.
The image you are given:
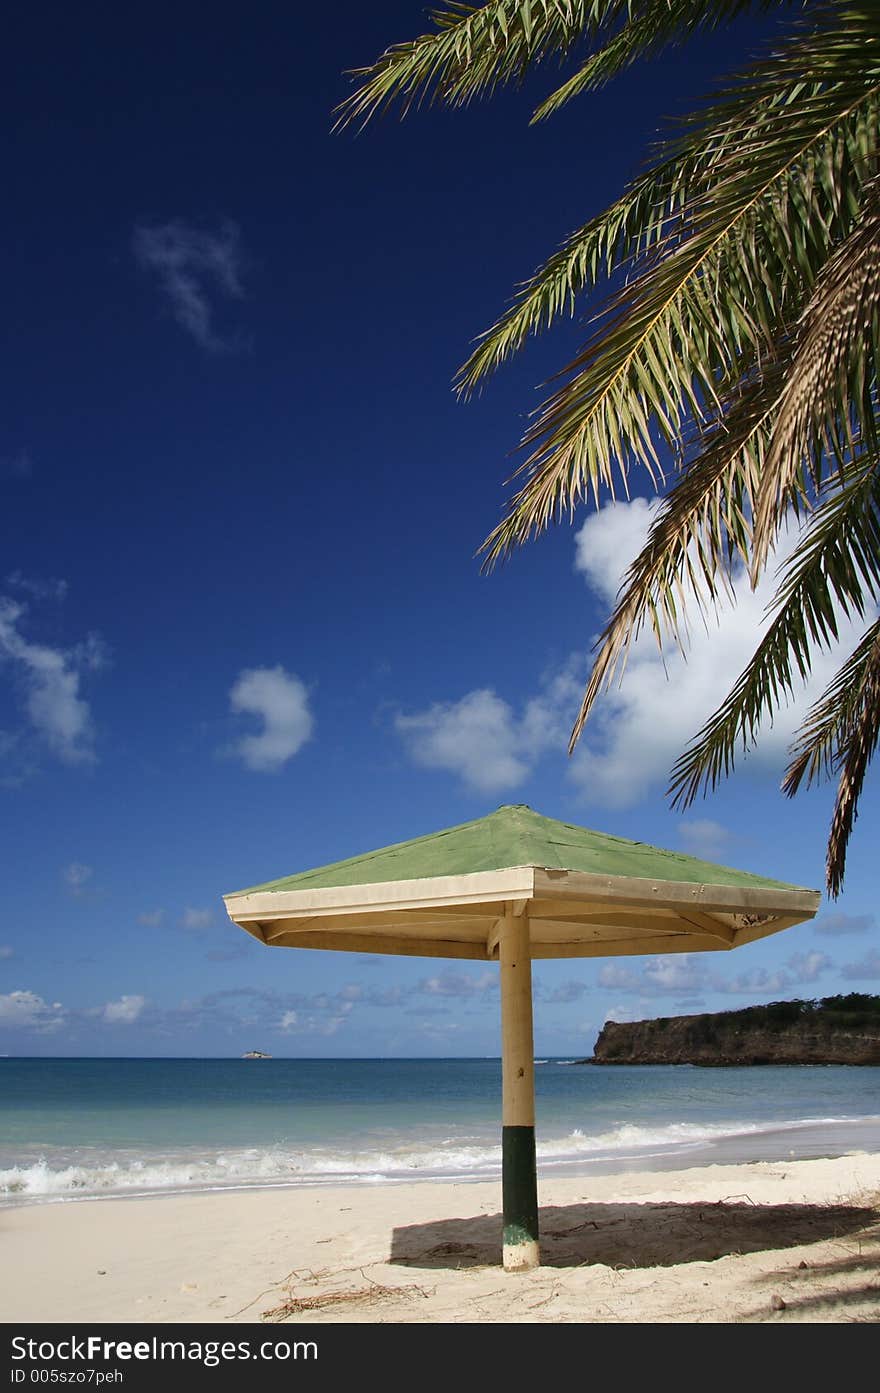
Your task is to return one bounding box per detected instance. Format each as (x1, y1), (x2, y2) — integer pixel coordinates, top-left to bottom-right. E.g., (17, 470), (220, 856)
(223, 804), (820, 1271)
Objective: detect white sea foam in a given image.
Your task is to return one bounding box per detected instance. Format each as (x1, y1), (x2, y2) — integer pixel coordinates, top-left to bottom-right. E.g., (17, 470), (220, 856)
(2, 1113), (875, 1205)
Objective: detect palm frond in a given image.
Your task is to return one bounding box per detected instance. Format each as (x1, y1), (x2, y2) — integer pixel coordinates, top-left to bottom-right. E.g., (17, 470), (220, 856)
(783, 616), (880, 791)
(337, 0), (780, 131)
(669, 458), (880, 808)
(782, 618), (880, 896)
(464, 11), (879, 398)
(752, 175), (880, 575)
(456, 160), (711, 398)
(456, 103), (757, 397)
(569, 358), (787, 750)
(342, 2), (880, 893)
(533, 0), (770, 121)
(479, 18), (880, 566)
(334, 1), (617, 130)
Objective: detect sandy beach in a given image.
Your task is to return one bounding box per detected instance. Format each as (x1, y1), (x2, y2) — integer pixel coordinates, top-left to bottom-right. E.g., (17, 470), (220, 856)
(2, 1152), (879, 1324)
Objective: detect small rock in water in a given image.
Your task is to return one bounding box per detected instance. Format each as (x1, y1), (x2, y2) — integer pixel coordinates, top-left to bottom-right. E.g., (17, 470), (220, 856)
(770, 1293), (786, 1311)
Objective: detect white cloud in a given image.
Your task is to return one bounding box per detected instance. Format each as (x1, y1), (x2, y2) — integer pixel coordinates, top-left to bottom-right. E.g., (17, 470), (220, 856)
(644, 956), (708, 992)
(228, 666), (314, 773)
(397, 689), (526, 793)
(418, 970), (496, 998)
(276, 1007), (349, 1037)
(395, 666), (578, 794)
(786, 950), (830, 983)
(0, 989), (64, 1031)
(599, 954), (708, 996)
(599, 949), (832, 999)
(716, 968), (783, 994)
(813, 912), (874, 936)
(6, 572), (68, 602)
(719, 950), (831, 996)
(137, 909), (164, 928)
(416, 1019), (464, 1042)
(0, 599), (106, 766)
(678, 819), (733, 861)
(133, 219), (246, 352)
(540, 979), (589, 1004)
(318, 1016), (348, 1036)
(569, 499), (880, 807)
(394, 494), (876, 808)
(359, 985), (406, 1007)
(102, 995), (146, 1025)
(574, 496), (658, 604)
(520, 666), (583, 754)
(840, 950), (880, 981)
(64, 862), (93, 895)
(597, 963), (641, 992)
(182, 907), (213, 930)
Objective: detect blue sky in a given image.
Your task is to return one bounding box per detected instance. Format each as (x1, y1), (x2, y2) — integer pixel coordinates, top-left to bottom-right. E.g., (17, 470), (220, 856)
(2, 2), (878, 1058)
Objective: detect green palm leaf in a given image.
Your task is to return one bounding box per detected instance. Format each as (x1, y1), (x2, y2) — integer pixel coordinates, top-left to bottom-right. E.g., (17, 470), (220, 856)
(669, 458), (880, 806)
(342, 1), (880, 892)
(481, 26), (880, 564)
(783, 619), (880, 894)
(337, 1), (771, 129)
(335, 1), (601, 129)
(569, 358), (785, 749)
(532, 0), (774, 120)
(752, 177), (880, 574)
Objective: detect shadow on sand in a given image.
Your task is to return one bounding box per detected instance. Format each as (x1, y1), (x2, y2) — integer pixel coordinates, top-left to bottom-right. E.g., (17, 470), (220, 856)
(739, 1212), (880, 1320)
(391, 1199), (877, 1271)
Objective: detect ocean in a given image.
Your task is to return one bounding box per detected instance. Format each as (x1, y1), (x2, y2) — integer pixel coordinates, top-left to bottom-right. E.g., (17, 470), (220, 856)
(2, 1057), (879, 1205)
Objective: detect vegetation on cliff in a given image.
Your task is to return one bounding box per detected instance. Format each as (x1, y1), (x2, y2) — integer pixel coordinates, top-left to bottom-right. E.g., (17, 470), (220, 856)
(591, 994), (880, 1066)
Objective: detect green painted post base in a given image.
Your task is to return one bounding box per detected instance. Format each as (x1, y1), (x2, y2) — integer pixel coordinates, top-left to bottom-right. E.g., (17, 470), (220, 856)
(502, 1125), (539, 1271)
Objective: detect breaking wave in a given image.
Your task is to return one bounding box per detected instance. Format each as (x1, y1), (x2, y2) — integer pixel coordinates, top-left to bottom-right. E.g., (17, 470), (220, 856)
(0, 1114), (868, 1204)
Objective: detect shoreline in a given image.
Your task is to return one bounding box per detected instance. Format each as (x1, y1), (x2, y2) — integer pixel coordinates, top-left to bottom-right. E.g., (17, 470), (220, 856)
(2, 1152), (878, 1323)
(4, 1114), (880, 1211)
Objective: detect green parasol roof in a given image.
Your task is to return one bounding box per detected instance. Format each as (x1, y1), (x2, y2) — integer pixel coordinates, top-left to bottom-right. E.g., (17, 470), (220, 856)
(233, 803), (803, 894)
(224, 805), (819, 963)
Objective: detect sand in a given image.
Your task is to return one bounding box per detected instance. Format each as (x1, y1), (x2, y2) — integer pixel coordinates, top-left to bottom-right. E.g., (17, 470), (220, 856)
(2, 1153), (879, 1324)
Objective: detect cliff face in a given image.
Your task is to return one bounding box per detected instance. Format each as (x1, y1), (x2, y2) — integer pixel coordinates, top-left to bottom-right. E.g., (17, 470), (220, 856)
(592, 996), (880, 1065)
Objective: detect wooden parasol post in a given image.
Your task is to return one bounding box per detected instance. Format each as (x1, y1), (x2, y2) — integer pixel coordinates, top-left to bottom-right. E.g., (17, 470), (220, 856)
(499, 905), (539, 1271)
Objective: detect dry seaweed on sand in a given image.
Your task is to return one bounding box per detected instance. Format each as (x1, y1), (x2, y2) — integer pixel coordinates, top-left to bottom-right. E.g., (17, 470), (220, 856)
(261, 1277), (432, 1322)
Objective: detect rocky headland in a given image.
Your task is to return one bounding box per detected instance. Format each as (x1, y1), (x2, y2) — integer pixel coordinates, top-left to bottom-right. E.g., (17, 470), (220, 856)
(589, 993), (880, 1065)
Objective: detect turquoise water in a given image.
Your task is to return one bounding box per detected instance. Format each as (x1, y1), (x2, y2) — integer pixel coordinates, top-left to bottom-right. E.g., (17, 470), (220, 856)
(1, 1057), (878, 1204)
